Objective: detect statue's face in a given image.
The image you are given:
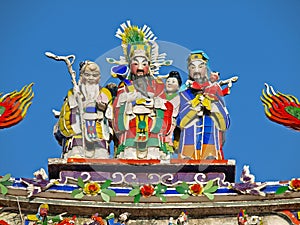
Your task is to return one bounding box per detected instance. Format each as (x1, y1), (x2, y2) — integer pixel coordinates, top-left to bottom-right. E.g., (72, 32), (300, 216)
(188, 59), (207, 83)
(210, 73), (219, 83)
(81, 63), (100, 85)
(130, 56), (149, 77)
(39, 208), (48, 217)
(166, 77), (179, 94)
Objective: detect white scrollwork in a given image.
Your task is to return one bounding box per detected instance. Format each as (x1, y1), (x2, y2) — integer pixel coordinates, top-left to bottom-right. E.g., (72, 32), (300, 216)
(194, 173), (206, 183)
(161, 173), (175, 186)
(148, 173), (160, 184)
(111, 172), (125, 184)
(58, 172), (75, 184)
(215, 176), (231, 187)
(80, 172), (91, 182)
(124, 173), (137, 184)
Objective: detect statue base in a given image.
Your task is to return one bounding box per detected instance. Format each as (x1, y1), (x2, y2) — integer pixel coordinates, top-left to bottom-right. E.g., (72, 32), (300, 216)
(48, 158), (236, 182)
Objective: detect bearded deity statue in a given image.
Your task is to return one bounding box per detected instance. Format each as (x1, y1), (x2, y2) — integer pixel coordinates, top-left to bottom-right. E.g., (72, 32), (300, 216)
(52, 58), (113, 159)
(107, 21), (173, 160)
(177, 50), (237, 160)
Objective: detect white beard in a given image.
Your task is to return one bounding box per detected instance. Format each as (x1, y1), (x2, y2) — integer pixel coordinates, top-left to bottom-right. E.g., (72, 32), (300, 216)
(80, 83), (100, 102)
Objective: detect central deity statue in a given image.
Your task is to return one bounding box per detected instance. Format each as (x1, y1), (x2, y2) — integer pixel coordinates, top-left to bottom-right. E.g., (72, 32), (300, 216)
(107, 21), (174, 160)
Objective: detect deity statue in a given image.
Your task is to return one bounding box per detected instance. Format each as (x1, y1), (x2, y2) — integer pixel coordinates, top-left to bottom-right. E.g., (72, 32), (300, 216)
(107, 21), (173, 160)
(177, 50), (237, 160)
(164, 71), (182, 154)
(49, 52), (113, 159)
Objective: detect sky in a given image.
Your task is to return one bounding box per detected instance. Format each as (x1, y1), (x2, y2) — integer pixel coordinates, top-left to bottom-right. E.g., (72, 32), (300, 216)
(1, 1), (300, 182)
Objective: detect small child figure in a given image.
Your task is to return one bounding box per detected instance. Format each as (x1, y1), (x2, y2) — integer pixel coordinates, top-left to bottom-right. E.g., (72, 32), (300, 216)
(165, 71), (182, 154)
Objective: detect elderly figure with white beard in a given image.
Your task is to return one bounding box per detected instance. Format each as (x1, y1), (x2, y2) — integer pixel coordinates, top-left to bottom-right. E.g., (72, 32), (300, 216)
(54, 61), (113, 159)
(177, 50), (233, 160)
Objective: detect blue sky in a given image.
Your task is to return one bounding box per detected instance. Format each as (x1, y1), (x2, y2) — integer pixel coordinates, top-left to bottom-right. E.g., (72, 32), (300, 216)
(1, 1), (300, 182)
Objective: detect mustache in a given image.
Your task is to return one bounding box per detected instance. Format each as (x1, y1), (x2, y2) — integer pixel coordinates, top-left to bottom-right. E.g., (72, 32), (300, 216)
(193, 72), (202, 76)
(137, 69), (144, 73)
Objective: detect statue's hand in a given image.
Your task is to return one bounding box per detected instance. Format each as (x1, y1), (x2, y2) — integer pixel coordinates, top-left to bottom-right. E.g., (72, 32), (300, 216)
(118, 92), (127, 103)
(136, 98), (154, 108)
(96, 93), (109, 111)
(190, 94), (202, 108)
(154, 97), (167, 110)
(73, 84), (80, 96)
(120, 92), (142, 103)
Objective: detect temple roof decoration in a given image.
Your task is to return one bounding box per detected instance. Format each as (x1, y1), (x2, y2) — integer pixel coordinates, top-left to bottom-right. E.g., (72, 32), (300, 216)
(261, 83), (300, 131)
(0, 83), (34, 129)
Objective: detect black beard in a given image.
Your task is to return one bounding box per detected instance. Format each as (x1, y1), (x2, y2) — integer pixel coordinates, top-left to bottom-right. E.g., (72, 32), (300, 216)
(132, 75), (152, 98)
(131, 73), (150, 81)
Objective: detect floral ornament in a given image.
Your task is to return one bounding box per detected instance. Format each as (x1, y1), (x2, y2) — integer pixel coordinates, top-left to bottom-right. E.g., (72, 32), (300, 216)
(276, 178), (300, 194)
(140, 184), (155, 197)
(71, 177), (116, 202)
(189, 183), (203, 196)
(83, 182), (101, 196)
(129, 184), (167, 203)
(175, 180), (219, 200)
(290, 178), (300, 191)
(0, 174), (13, 195)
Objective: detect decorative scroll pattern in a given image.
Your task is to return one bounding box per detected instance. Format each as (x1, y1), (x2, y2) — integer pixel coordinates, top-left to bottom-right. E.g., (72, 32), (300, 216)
(57, 171), (230, 187)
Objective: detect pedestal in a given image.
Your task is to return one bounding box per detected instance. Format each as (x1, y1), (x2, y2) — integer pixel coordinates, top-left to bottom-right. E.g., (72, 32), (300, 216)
(48, 158), (236, 183)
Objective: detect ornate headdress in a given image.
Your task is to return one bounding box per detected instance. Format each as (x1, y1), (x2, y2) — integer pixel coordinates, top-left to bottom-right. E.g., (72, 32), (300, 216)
(117, 23), (151, 61)
(107, 20), (172, 77)
(187, 50), (209, 64)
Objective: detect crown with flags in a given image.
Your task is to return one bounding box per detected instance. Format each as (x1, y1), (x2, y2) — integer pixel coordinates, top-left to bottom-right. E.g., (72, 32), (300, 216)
(115, 21), (153, 61)
(107, 20), (172, 77)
